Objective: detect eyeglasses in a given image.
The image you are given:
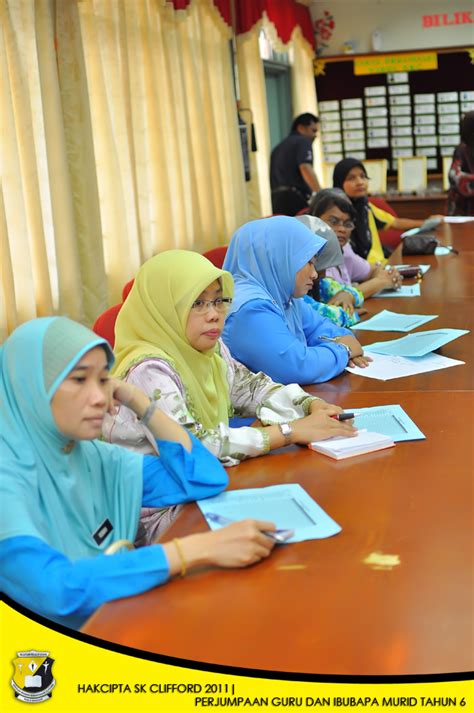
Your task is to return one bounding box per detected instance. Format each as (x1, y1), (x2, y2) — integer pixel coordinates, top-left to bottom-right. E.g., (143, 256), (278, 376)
(190, 297), (233, 314)
(326, 216), (355, 230)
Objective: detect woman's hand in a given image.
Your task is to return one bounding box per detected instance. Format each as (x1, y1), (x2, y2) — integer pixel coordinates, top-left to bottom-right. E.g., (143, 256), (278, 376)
(348, 354), (373, 368)
(291, 410), (356, 443)
(166, 521), (277, 574)
(309, 399), (343, 417)
(107, 378), (145, 414)
(327, 290), (356, 316)
(373, 266), (403, 290)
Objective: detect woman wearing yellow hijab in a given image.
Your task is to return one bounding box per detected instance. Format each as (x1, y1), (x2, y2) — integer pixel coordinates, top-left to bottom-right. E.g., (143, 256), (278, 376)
(104, 250), (352, 540)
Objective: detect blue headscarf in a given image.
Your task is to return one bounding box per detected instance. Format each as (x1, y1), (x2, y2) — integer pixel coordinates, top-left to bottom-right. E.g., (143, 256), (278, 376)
(0, 317), (143, 559)
(223, 216), (327, 341)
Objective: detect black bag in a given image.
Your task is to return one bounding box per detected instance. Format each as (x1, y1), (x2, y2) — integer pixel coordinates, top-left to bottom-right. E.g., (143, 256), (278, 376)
(402, 234), (439, 255)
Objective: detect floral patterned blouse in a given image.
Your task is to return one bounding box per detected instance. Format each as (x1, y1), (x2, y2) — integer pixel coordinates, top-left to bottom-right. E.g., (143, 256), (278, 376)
(103, 340), (318, 467)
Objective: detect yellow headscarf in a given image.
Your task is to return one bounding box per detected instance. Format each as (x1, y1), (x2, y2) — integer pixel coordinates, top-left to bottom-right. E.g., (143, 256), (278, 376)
(112, 250), (234, 429)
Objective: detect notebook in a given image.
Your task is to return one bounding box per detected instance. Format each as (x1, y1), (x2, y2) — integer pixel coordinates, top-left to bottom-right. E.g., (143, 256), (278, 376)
(308, 430), (395, 460)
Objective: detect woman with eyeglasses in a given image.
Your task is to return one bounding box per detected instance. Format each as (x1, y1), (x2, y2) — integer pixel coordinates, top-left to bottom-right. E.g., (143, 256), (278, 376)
(104, 250), (354, 542)
(222, 217), (370, 388)
(309, 188), (403, 298)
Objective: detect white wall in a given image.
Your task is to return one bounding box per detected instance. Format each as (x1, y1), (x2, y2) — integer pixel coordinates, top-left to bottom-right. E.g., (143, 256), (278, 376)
(310, 1), (474, 55)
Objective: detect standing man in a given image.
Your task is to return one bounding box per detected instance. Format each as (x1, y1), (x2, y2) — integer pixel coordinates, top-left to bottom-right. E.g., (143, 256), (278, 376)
(270, 113), (321, 215)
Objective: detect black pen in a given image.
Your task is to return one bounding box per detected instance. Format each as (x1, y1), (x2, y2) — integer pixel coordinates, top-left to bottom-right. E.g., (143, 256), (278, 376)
(331, 412), (360, 421)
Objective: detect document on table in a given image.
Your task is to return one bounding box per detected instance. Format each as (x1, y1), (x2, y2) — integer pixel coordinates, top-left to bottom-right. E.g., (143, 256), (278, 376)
(346, 351), (465, 380)
(444, 216), (474, 223)
(372, 284), (421, 298)
(347, 405), (425, 441)
(353, 309), (437, 332)
(198, 484), (341, 542)
(364, 329), (469, 357)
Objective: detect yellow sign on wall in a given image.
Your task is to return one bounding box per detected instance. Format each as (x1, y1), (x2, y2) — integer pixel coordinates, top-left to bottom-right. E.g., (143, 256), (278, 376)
(354, 52), (438, 75)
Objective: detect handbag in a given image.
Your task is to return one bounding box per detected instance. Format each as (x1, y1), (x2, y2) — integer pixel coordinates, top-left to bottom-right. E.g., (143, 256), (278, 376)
(402, 234), (439, 256)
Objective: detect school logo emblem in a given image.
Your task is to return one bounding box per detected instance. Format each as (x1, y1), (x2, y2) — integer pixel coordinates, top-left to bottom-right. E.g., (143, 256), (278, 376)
(11, 651), (56, 703)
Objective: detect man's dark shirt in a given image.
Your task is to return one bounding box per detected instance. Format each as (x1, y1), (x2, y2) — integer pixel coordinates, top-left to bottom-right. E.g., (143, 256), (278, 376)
(270, 132), (314, 197)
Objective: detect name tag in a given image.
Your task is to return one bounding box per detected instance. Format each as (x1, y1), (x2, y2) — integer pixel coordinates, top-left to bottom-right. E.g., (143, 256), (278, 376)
(92, 518), (113, 545)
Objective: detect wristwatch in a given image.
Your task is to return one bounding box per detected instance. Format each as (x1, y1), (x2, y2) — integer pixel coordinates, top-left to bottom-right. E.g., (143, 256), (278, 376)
(279, 423), (293, 444)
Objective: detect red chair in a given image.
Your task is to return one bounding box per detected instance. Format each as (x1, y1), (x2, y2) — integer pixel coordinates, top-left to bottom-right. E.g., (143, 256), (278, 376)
(92, 279), (135, 348)
(369, 196), (403, 251)
(202, 246), (228, 269)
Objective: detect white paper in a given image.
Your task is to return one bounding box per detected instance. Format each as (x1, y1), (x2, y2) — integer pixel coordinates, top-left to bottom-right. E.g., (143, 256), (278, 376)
(342, 119), (364, 130)
(439, 124), (461, 134)
(343, 130), (365, 140)
(320, 111), (340, 122)
(437, 92), (458, 102)
(444, 216), (474, 223)
(324, 153), (344, 163)
(349, 152), (366, 160)
(461, 101), (474, 112)
(392, 148), (413, 158)
(323, 131), (342, 142)
(372, 283), (421, 298)
(460, 91), (474, 101)
(414, 125), (435, 135)
(366, 107), (388, 117)
(389, 95), (411, 106)
(387, 72), (408, 84)
(367, 128), (388, 138)
(346, 351), (465, 381)
(319, 100), (340, 112)
(392, 137), (413, 147)
(438, 104), (460, 114)
(365, 86), (386, 96)
(388, 84), (410, 95)
(367, 117), (389, 128)
(365, 97), (387, 107)
(416, 146), (438, 157)
(344, 140), (365, 150)
(414, 104), (435, 115)
(414, 94), (435, 104)
(367, 138), (389, 149)
(440, 146), (456, 156)
(391, 127), (413, 136)
(390, 106), (411, 116)
(427, 158), (438, 170)
(342, 98), (363, 109)
(321, 121), (341, 132)
(416, 136), (437, 146)
(342, 109), (363, 119)
(391, 116), (412, 126)
(439, 135), (460, 145)
(439, 113), (460, 124)
(415, 115), (436, 125)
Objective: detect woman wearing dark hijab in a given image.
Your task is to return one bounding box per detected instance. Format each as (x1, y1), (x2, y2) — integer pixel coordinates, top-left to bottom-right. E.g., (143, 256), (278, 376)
(447, 111), (474, 216)
(333, 158), (441, 263)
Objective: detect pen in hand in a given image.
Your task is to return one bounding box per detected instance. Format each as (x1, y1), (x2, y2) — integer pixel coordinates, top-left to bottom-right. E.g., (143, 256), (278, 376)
(204, 512), (293, 543)
(331, 412), (360, 421)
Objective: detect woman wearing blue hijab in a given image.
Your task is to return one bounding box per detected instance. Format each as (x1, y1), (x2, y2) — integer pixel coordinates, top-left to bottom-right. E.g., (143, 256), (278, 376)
(222, 216), (368, 385)
(0, 317), (277, 629)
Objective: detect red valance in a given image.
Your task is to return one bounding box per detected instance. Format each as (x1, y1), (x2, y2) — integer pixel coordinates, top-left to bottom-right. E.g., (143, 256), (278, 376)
(169, 0), (315, 50)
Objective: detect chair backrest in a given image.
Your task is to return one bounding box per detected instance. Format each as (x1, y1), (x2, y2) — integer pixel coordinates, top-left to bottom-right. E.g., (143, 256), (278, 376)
(368, 196), (397, 217)
(202, 246), (228, 269)
(92, 303), (122, 349)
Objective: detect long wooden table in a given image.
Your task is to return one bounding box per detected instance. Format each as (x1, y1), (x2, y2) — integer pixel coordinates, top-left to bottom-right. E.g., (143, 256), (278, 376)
(83, 222), (474, 676)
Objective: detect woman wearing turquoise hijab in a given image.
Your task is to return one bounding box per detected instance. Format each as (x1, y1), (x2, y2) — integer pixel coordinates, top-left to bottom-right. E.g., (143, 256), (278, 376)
(222, 216), (369, 384)
(0, 317), (278, 629)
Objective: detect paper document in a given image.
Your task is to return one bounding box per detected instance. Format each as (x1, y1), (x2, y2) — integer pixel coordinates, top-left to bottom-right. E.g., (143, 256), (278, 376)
(372, 284), (421, 298)
(198, 484), (341, 542)
(444, 216), (474, 223)
(347, 405), (425, 441)
(309, 430), (394, 460)
(346, 351), (465, 380)
(364, 329), (469, 357)
(353, 309), (437, 332)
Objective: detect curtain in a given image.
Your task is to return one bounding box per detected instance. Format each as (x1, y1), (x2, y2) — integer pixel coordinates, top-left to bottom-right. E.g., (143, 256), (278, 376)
(1, 0), (249, 337)
(236, 11), (318, 218)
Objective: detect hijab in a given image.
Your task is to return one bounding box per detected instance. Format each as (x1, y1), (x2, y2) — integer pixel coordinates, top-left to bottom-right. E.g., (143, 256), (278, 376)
(112, 250), (234, 430)
(0, 317), (143, 559)
(223, 216), (326, 342)
(333, 157), (372, 259)
(295, 215), (343, 270)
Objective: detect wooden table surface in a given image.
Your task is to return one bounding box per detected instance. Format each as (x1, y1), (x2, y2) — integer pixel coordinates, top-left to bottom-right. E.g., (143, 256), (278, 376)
(83, 223), (474, 676)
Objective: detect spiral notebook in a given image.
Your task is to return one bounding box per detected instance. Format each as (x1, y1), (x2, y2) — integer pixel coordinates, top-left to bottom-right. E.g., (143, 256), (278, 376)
(309, 430), (395, 460)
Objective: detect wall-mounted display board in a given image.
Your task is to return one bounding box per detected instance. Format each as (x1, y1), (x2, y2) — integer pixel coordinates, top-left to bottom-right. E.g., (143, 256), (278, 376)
(315, 48), (473, 176)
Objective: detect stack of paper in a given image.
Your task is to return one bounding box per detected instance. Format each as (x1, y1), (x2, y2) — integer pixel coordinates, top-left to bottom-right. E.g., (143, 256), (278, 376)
(347, 351), (465, 381)
(348, 405), (425, 441)
(372, 284), (421, 298)
(309, 430), (394, 460)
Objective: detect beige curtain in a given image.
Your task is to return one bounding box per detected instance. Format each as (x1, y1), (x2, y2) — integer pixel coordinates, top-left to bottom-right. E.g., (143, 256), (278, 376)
(236, 15), (318, 219)
(0, 0), (249, 337)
